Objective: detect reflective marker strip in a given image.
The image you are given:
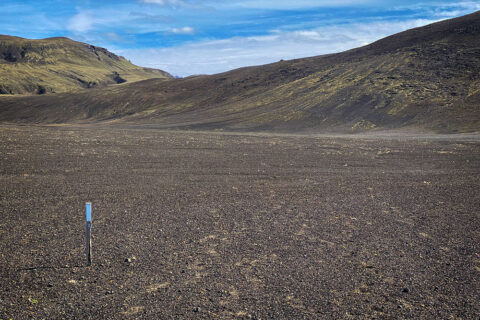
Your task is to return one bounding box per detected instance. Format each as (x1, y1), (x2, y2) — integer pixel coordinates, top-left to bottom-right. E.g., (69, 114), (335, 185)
(86, 202), (92, 222)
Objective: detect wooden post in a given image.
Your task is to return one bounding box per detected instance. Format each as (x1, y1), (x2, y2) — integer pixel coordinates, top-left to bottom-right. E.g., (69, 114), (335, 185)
(85, 202), (92, 266)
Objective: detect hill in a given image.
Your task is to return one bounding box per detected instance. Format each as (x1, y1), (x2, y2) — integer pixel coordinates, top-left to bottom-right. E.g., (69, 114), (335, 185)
(0, 35), (172, 95)
(0, 12), (479, 133)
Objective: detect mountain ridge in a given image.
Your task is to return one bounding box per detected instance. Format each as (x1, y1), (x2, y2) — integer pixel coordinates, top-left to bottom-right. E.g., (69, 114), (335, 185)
(1, 12), (479, 133)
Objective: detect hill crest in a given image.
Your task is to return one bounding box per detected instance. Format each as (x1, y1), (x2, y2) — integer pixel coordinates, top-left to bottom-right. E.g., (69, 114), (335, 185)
(0, 35), (172, 95)
(0, 12), (479, 133)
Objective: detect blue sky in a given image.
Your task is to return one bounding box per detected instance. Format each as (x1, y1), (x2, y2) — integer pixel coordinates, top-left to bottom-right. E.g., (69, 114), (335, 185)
(1, 1), (479, 76)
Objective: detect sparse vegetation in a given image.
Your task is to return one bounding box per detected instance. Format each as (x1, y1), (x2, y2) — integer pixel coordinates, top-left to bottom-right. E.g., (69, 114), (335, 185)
(0, 12), (479, 133)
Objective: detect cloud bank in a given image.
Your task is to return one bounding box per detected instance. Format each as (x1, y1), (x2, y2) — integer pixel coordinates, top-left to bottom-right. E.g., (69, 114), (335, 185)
(1, 0), (479, 75)
(118, 19), (436, 77)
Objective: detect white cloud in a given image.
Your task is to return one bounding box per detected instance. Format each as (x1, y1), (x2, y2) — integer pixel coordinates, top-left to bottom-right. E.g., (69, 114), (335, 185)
(116, 18), (437, 77)
(230, 0), (376, 9)
(431, 2), (480, 18)
(67, 12), (94, 33)
(139, 0), (376, 10)
(393, 1), (480, 18)
(140, 0), (185, 6)
(104, 32), (124, 42)
(169, 26), (195, 34)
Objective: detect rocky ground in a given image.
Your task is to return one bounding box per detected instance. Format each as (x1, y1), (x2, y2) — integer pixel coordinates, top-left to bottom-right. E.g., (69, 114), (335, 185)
(0, 125), (479, 319)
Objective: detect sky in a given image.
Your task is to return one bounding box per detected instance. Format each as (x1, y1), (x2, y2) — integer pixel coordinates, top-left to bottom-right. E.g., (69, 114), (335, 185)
(0, 1), (479, 77)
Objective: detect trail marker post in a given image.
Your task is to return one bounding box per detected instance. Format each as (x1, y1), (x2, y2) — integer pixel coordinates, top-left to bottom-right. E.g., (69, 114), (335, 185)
(85, 202), (92, 266)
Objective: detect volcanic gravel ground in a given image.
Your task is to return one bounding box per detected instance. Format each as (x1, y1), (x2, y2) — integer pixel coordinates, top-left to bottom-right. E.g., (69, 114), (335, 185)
(0, 125), (479, 319)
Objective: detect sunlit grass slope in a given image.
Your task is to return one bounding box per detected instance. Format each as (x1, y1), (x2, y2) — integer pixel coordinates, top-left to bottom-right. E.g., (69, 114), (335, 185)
(0, 35), (172, 95)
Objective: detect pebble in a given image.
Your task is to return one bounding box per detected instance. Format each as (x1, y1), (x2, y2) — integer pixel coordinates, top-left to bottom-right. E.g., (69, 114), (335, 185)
(193, 307), (201, 312)
(125, 256), (137, 263)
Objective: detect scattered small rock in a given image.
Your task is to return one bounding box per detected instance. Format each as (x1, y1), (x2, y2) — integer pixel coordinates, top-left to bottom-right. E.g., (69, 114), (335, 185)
(47, 283), (53, 288)
(402, 288), (409, 293)
(193, 306), (201, 312)
(125, 256), (137, 263)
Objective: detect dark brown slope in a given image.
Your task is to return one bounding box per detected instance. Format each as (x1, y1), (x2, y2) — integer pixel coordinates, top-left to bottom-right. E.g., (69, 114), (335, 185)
(0, 35), (172, 95)
(0, 12), (479, 133)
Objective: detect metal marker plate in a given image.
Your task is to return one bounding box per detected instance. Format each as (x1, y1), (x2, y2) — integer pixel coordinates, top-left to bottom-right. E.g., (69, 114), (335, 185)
(86, 202), (92, 222)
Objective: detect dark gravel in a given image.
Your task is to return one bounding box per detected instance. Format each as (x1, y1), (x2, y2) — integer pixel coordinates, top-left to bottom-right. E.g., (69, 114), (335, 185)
(0, 125), (479, 319)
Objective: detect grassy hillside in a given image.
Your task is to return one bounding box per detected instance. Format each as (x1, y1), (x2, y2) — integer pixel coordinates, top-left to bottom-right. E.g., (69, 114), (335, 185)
(0, 12), (479, 133)
(0, 35), (172, 95)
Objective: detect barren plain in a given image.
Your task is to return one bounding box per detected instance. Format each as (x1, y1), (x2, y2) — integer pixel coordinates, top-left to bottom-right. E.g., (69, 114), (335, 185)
(0, 125), (479, 319)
